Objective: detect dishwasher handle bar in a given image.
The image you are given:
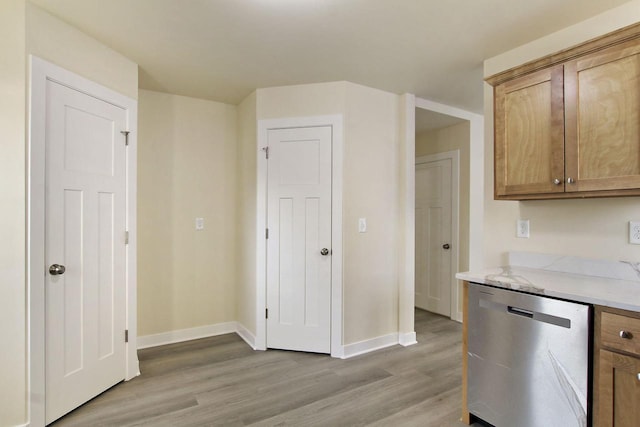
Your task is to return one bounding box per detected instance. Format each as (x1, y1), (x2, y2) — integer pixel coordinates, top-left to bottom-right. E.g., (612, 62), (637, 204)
(508, 306), (534, 318)
(479, 297), (572, 329)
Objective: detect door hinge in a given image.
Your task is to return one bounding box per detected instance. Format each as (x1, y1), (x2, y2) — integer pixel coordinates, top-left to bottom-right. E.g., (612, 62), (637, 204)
(265, 308), (269, 319)
(125, 329), (129, 343)
(121, 130), (130, 146)
(266, 228), (269, 239)
(125, 231), (129, 245)
(262, 146), (269, 159)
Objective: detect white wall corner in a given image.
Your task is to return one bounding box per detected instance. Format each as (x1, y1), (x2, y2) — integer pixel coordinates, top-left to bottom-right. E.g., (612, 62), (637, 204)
(399, 93), (416, 339)
(235, 322), (258, 350)
(399, 332), (417, 347)
(342, 333), (400, 359)
(137, 322), (237, 350)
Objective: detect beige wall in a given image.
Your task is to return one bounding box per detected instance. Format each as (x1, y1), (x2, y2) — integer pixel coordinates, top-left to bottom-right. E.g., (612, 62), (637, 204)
(257, 81), (347, 120)
(0, 2), (26, 425)
(236, 91), (258, 334)
(26, 2), (138, 99)
(255, 82), (403, 345)
(138, 90), (237, 336)
(482, 0), (640, 267)
(342, 83), (401, 343)
(416, 121), (470, 275)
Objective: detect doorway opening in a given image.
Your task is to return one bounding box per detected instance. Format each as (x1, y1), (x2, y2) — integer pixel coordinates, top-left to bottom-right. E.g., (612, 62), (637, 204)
(414, 108), (467, 321)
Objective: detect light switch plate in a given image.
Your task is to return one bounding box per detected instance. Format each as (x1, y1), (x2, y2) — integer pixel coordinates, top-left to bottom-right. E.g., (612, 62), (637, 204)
(630, 221), (640, 244)
(195, 217), (205, 230)
(358, 218), (367, 233)
(517, 219), (530, 238)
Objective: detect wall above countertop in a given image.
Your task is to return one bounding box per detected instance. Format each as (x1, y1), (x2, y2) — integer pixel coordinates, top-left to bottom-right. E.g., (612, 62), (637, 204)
(508, 251), (640, 282)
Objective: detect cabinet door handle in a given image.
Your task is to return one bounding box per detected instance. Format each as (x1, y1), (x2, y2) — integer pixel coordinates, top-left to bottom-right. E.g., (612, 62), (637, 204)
(567, 177), (575, 184)
(620, 330), (633, 339)
(553, 178), (561, 185)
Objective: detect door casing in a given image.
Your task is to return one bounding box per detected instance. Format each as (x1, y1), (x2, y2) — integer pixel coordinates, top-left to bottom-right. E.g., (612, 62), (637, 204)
(256, 115), (344, 358)
(27, 56), (139, 426)
(415, 151), (460, 319)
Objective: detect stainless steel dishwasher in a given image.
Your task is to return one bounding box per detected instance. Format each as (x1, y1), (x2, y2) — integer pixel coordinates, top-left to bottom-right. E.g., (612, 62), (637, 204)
(467, 282), (591, 427)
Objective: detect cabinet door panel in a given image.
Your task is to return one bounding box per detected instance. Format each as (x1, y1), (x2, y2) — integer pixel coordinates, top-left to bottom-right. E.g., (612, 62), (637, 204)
(565, 40), (640, 192)
(494, 66), (564, 197)
(598, 349), (640, 427)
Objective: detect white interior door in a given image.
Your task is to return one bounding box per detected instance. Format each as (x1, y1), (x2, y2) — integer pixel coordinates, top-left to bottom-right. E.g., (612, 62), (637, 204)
(415, 158), (452, 316)
(266, 126), (332, 354)
(45, 80), (127, 423)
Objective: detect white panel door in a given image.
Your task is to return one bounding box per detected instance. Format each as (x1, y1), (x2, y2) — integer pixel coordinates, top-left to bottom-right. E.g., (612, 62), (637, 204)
(266, 126), (332, 353)
(415, 158), (452, 316)
(45, 80), (127, 423)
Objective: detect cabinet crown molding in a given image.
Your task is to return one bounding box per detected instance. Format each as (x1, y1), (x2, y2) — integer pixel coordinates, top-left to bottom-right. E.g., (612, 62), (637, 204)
(486, 21), (640, 87)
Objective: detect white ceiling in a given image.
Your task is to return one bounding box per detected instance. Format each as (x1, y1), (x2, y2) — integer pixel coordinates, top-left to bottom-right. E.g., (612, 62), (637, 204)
(31, 0), (631, 113)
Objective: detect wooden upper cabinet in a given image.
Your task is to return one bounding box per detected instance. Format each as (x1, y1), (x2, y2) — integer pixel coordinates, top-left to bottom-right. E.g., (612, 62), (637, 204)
(494, 66), (565, 197)
(565, 40), (640, 193)
(488, 23), (640, 200)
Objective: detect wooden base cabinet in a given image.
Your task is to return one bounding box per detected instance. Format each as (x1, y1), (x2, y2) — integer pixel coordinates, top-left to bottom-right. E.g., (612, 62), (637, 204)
(595, 307), (640, 426)
(598, 350), (640, 427)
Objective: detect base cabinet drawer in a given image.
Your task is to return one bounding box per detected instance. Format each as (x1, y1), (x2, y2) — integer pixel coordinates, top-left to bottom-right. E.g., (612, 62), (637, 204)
(601, 312), (640, 356)
(597, 349), (640, 427)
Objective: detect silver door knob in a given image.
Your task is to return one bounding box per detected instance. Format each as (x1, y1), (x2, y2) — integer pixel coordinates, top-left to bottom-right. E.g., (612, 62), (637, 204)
(320, 248), (329, 256)
(553, 178), (561, 185)
(620, 330), (633, 339)
(49, 264), (66, 275)
(567, 177), (575, 184)
(442, 244), (450, 250)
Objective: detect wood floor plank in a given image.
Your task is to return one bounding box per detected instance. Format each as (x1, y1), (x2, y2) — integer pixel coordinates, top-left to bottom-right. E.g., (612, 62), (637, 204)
(52, 310), (467, 427)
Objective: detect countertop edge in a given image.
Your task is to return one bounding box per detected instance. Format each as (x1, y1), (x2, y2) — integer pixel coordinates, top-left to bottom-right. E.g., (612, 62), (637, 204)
(456, 270), (640, 313)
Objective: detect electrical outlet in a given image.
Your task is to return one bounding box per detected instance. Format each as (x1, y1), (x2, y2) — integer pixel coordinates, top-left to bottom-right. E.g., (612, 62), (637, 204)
(358, 218), (367, 233)
(517, 219), (530, 238)
(630, 221), (640, 244)
(195, 217), (205, 230)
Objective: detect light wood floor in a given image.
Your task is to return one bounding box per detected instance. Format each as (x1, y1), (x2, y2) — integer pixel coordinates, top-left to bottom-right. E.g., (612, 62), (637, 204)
(52, 309), (473, 427)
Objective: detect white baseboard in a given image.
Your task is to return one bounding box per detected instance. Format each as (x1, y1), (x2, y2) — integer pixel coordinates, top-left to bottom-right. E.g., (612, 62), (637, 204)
(138, 323), (413, 360)
(399, 331), (417, 347)
(330, 345), (345, 359)
(235, 322), (257, 350)
(342, 333), (399, 359)
(137, 322), (237, 349)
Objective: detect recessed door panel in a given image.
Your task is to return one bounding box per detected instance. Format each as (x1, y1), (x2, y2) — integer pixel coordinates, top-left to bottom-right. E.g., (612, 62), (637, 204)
(45, 80), (127, 423)
(266, 126), (332, 354)
(415, 158), (452, 316)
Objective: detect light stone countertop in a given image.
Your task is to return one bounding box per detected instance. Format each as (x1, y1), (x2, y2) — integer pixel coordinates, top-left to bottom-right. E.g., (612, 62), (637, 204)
(456, 252), (640, 312)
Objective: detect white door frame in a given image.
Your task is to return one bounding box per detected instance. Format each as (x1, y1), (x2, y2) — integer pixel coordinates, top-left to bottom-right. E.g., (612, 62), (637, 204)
(27, 56), (139, 427)
(256, 115), (344, 358)
(415, 151), (460, 320)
